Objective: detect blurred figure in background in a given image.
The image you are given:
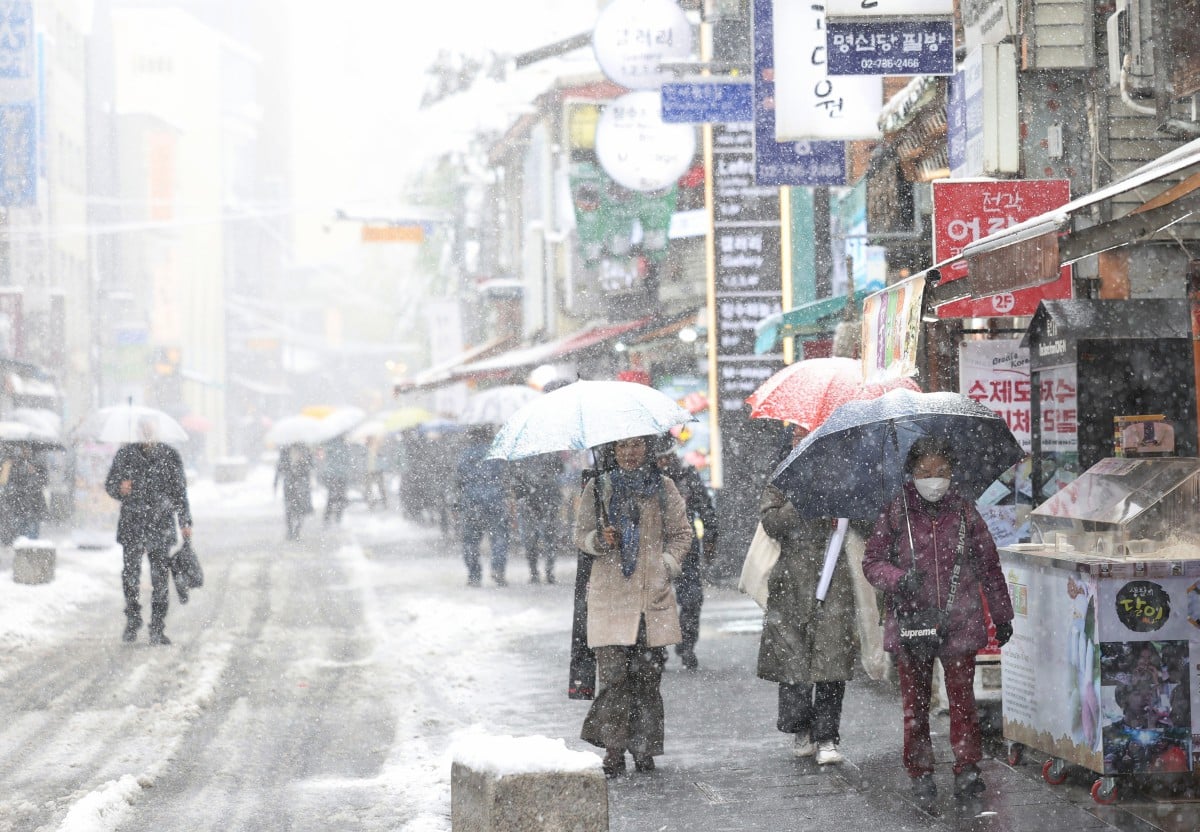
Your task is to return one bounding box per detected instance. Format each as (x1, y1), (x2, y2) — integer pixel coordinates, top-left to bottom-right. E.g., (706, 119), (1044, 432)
(454, 425), (510, 586)
(321, 435), (353, 526)
(653, 435), (717, 670)
(274, 443), (314, 541)
(510, 452), (564, 584)
(363, 435), (389, 510)
(0, 443), (48, 543)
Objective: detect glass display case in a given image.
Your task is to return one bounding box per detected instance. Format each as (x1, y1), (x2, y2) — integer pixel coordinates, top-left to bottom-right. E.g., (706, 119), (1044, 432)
(1030, 458), (1200, 559)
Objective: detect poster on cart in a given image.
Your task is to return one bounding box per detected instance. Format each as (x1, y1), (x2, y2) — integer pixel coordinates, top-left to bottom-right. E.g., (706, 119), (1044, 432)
(1096, 575), (1197, 772)
(1001, 560), (1103, 772)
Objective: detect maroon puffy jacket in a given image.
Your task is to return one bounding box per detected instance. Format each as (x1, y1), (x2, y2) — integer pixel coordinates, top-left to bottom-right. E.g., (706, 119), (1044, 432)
(862, 481), (1014, 657)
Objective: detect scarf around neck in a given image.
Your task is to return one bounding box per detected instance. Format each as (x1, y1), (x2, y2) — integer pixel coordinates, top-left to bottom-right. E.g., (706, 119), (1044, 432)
(607, 466), (663, 578)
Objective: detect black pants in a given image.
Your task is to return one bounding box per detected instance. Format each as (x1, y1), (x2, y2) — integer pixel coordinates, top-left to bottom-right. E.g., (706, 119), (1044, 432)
(673, 545), (703, 655)
(520, 498), (559, 577)
(778, 681), (846, 744)
(581, 619), (667, 758)
(122, 542), (171, 617)
(324, 480), (348, 523)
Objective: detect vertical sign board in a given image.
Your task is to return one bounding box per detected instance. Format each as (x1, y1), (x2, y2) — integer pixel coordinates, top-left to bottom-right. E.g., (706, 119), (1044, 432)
(947, 50), (985, 178)
(932, 179), (1073, 319)
(773, 0), (883, 141)
(0, 0), (37, 206)
(751, 0), (846, 186)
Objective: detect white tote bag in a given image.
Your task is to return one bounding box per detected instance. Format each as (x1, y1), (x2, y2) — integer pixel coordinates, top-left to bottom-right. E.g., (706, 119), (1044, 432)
(738, 522), (782, 609)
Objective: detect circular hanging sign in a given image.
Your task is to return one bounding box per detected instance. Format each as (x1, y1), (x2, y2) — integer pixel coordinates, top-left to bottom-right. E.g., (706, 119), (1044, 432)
(595, 91), (696, 192)
(1115, 580), (1171, 632)
(592, 0), (694, 90)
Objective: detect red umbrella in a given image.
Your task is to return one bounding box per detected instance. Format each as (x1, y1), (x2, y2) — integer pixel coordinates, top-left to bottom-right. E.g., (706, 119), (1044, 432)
(746, 357), (920, 430)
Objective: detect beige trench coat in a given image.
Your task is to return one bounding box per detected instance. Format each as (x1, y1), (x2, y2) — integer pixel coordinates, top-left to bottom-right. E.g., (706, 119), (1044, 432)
(575, 475), (693, 648)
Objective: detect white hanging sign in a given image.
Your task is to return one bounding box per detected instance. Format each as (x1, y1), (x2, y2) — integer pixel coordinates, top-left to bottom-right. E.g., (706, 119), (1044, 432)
(595, 91), (697, 192)
(826, 0), (954, 17)
(593, 0), (694, 90)
(773, 0), (883, 141)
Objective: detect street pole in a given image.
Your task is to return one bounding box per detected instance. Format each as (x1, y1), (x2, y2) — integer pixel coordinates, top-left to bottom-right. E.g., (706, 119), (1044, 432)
(1188, 259), (1200, 451)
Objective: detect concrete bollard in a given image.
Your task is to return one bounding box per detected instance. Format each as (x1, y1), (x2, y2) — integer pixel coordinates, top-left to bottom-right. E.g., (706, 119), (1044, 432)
(13, 540), (55, 584)
(451, 735), (607, 832)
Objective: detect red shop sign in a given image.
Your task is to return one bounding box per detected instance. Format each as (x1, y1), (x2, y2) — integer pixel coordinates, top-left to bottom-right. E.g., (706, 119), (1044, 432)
(932, 179), (1072, 319)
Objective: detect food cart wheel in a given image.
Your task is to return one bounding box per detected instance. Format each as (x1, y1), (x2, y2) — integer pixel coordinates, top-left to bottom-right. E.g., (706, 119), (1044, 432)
(1041, 758), (1069, 785)
(1091, 777), (1118, 805)
(1006, 742), (1025, 766)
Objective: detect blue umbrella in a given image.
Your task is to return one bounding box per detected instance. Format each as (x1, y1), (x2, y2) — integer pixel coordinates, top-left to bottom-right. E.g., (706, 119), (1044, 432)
(487, 380), (694, 461)
(771, 389), (1025, 520)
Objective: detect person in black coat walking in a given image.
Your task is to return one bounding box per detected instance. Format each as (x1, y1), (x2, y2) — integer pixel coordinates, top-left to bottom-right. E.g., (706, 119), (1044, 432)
(274, 443), (314, 540)
(654, 436), (718, 670)
(104, 418), (193, 645)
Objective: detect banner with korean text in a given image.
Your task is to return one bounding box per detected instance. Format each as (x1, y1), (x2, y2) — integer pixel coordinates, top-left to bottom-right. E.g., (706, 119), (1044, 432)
(0, 0), (37, 207)
(959, 338), (1032, 452)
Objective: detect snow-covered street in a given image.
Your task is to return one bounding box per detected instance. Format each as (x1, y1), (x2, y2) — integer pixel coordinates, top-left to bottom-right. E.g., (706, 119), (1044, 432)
(1, 467), (1197, 832)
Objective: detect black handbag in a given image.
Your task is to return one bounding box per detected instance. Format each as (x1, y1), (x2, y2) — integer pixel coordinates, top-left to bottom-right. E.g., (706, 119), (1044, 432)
(567, 469), (604, 700)
(894, 490), (968, 659)
(170, 539), (204, 604)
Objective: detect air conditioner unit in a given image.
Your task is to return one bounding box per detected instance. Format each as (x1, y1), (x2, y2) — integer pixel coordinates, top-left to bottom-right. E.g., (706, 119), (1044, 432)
(1107, 0), (1154, 94)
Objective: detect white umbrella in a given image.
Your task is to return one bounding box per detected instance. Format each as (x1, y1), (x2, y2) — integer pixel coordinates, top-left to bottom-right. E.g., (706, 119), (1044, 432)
(92, 404), (188, 444)
(487, 380), (694, 460)
(347, 419), (387, 444)
(310, 406), (365, 443)
(0, 421), (59, 445)
(265, 415), (324, 446)
(460, 385), (540, 426)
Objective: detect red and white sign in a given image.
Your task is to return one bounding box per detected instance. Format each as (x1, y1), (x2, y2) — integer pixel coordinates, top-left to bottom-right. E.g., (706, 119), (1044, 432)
(959, 339), (1032, 452)
(932, 179), (1072, 319)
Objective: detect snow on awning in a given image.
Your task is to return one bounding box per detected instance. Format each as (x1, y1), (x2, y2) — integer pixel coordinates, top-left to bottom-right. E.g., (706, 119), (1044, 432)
(393, 336), (518, 395)
(959, 136), (1200, 297)
(452, 318), (654, 380)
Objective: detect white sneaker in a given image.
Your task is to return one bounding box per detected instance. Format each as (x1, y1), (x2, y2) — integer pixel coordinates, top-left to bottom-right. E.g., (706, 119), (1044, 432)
(816, 742), (844, 765)
(792, 735), (816, 757)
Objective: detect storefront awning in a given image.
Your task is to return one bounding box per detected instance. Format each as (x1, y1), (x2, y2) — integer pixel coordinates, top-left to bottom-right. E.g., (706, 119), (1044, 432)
(393, 336), (518, 395)
(959, 137), (1200, 297)
(453, 318), (654, 379)
(754, 290), (869, 355)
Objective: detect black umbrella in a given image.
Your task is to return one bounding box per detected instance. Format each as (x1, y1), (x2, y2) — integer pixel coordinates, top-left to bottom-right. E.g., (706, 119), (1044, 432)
(771, 389), (1025, 520)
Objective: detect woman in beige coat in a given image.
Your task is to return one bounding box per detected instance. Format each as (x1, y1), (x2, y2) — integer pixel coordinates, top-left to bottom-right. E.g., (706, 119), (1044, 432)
(576, 436), (693, 777)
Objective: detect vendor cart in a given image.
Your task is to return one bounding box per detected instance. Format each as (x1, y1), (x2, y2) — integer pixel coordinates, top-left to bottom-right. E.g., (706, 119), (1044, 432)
(1000, 457), (1200, 803)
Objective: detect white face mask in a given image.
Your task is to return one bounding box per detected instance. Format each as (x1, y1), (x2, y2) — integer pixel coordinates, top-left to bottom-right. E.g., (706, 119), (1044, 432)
(913, 477), (951, 503)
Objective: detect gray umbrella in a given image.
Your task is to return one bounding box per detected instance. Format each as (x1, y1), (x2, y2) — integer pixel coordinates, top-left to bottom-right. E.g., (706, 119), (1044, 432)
(771, 389), (1025, 520)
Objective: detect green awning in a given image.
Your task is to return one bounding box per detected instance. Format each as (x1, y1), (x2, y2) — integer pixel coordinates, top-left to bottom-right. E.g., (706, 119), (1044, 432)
(754, 290), (869, 355)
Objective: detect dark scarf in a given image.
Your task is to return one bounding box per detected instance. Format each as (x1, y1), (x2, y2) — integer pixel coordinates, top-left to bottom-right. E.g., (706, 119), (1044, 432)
(607, 465), (663, 578)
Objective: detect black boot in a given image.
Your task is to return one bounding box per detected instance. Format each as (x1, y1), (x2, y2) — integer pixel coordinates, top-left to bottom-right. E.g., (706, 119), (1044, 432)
(122, 604), (142, 643)
(148, 602), (171, 646)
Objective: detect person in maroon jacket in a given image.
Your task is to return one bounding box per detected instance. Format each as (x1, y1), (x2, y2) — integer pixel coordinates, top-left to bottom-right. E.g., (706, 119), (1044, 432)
(862, 437), (1014, 806)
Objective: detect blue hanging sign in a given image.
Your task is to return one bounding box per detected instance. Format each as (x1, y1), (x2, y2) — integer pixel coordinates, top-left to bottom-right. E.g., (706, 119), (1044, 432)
(661, 79), (754, 124)
(751, 0), (846, 186)
(826, 19), (955, 76)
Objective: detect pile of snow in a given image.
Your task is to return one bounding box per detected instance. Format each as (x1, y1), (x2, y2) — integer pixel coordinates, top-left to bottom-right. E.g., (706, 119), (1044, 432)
(451, 734), (600, 776)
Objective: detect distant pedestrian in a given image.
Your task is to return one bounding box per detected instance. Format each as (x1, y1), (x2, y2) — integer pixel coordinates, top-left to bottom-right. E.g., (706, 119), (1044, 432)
(862, 437), (1014, 805)
(757, 425), (858, 767)
(274, 443), (314, 540)
(454, 425), (511, 586)
(0, 443), (48, 543)
(653, 436), (717, 670)
(364, 435), (389, 510)
(104, 418), (192, 645)
(510, 453), (563, 584)
(321, 435), (352, 525)
(575, 436), (692, 778)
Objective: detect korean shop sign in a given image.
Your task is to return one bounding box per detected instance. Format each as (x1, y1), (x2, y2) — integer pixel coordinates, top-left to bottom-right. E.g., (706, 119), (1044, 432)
(932, 179), (1072, 319)
(959, 338), (1032, 452)
(750, 0), (847, 186)
(825, 0), (955, 76)
(772, 0), (883, 140)
(595, 90), (696, 192)
(593, 0), (693, 90)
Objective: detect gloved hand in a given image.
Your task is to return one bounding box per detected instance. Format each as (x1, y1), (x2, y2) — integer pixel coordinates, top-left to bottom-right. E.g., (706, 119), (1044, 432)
(896, 568), (925, 596)
(994, 621), (1014, 647)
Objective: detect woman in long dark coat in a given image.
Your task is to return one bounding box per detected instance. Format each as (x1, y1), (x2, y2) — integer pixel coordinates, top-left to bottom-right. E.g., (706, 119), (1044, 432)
(757, 424), (859, 766)
(275, 444), (314, 540)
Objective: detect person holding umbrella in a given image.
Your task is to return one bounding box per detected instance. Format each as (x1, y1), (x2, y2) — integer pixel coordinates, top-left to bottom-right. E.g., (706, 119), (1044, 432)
(575, 435), (693, 778)
(104, 417), (193, 645)
(0, 444), (48, 543)
(757, 424), (860, 766)
(862, 437), (1014, 805)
